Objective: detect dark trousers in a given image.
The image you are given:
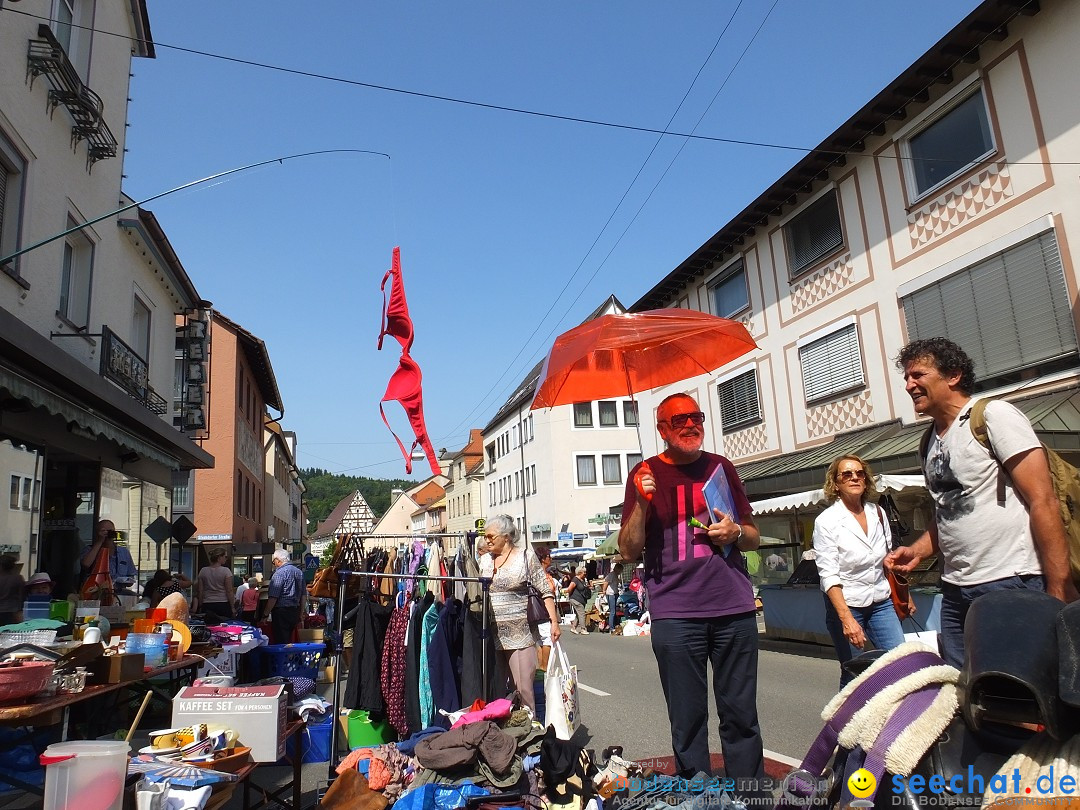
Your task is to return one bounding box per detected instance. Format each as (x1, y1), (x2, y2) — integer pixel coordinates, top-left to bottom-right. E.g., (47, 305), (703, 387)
(650, 613), (765, 782)
(939, 574), (1044, 667)
(271, 604), (301, 644)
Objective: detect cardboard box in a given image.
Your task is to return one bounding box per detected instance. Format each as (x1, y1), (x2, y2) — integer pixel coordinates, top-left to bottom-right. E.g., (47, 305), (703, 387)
(87, 652), (145, 684)
(173, 685), (287, 762)
(297, 628), (324, 642)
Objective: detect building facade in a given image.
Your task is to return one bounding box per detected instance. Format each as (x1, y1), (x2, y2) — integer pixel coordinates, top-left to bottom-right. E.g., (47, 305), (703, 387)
(0, 1), (213, 594)
(629, 0), (1080, 550)
(443, 429), (485, 536)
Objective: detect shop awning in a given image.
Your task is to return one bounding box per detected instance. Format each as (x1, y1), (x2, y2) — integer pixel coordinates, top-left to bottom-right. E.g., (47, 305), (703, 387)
(749, 474), (926, 515)
(737, 420), (902, 498)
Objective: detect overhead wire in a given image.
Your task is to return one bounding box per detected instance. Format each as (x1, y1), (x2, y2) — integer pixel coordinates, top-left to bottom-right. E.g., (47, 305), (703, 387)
(434, 0), (751, 442)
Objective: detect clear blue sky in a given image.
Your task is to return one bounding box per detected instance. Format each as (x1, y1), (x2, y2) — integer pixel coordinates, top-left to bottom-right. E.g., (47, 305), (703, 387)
(123, 0), (981, 480)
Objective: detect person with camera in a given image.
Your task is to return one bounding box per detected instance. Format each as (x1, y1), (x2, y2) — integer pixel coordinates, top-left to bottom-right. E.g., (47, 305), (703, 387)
(80, 520), (137, 593)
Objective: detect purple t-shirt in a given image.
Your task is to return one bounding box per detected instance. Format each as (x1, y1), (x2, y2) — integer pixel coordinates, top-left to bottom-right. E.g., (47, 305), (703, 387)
(621, 452), (755, 620)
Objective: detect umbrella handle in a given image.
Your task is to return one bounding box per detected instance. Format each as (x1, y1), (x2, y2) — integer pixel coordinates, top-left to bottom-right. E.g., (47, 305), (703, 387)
(634, 462), (654, 502)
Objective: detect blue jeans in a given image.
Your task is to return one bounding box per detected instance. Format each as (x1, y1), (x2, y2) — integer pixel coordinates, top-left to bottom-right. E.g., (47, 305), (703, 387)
(823, 594), (906, 687)
(939, 574), (1044, 667)
(650, 613), (764, 782)
(607, 594), (618, 631)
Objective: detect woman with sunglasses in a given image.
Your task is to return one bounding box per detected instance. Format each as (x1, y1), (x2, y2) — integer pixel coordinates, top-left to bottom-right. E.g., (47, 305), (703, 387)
(479, 514), (560, 716)
(813, 454), (909, 687)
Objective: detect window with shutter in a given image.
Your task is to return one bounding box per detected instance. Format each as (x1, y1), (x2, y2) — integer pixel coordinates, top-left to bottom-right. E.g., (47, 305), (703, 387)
(717, 370), (761, 431)
(799, 324), (864, 404)
(785, 191), (844, 277)
(901, 231), (1078, 391)
(0, 133), (27, 272)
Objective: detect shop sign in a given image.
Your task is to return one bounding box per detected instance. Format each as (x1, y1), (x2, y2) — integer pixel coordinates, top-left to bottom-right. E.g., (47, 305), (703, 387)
(100, 327), (149, 401)
(43, 519), (76, 529)
(101, 468), (124, 500)
(530, 524), (551, 532)
(0, 544), (20, 554)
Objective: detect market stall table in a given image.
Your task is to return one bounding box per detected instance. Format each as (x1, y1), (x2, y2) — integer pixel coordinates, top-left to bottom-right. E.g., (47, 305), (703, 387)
(0, 655), (202, 796)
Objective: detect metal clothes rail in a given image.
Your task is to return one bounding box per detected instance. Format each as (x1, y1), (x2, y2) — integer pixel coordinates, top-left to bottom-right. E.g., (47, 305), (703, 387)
(325, 563), (493, 782)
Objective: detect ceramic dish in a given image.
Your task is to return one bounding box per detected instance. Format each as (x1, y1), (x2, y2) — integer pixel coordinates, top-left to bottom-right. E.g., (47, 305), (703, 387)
(138, 744), (181, 756)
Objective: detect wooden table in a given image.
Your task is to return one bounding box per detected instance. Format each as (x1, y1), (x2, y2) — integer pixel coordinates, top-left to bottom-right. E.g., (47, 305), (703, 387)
(234, 718), (305, 810)
(0, 655), (202, 795)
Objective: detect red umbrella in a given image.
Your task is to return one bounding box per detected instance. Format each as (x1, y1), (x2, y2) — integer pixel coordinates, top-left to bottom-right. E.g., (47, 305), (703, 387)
(530, 309), (757, 411)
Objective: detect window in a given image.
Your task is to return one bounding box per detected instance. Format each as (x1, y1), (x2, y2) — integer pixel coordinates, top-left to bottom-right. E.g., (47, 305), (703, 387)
(8, 475), (18, 510)
(718, 370), (761, 431)
(708, 260), (749, 318)
(527, 414), (534, 441)
(21, 478), (31, 510)
(132, 295), (151, 362)
(576, 456), (597, 486)
(52, 0), (92, 78)
(0, 134), (26, 276)
(602, 454), (622, 485)
(530, 464), (537, 495)
(598, 401), (618, 427)
(573, 402), (593, 428)
(623, 401), (638, 426)
(236, 472), (243, 516)
(627, 452), (643, 472)
(907, 86), (993, 199)
(785, 191), (843, 277)
(58, 222), (93, 328)
(799, 323), (864, 403)
(901, 231), (1077, 391)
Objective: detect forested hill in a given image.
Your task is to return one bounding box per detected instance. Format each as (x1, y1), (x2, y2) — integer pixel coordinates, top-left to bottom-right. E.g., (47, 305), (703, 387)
(300, 468), (415, 531)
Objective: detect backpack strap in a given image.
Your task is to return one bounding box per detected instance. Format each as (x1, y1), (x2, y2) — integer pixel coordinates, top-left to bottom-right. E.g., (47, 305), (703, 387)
(968, 398), (1007, 505)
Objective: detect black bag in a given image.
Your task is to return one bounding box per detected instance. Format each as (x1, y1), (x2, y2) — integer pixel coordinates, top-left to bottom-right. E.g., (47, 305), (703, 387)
(879, 493), (910, 541)
(527, 584), (548, 625)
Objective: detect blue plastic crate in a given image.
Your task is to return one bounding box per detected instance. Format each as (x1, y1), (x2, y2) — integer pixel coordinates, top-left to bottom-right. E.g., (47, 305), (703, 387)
(286, 713), (333, 764)
(259, 642), (324, 681)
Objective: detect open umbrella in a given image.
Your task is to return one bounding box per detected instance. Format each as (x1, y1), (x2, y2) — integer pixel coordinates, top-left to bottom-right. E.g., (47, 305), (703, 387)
(594, 531), (621, 558)
(530, 309), (757, 422)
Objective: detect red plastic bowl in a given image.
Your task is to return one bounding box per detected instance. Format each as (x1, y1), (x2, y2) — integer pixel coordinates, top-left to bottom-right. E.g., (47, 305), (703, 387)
(0, 660), (56, 702)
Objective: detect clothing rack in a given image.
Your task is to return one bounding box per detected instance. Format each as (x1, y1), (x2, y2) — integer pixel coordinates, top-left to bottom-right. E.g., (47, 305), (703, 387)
(324, 532), (493, 782)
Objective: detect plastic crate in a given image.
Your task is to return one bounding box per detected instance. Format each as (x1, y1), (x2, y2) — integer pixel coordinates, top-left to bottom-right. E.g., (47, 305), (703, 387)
(286, 713), (333, 764)
(258, 642), (324, 681)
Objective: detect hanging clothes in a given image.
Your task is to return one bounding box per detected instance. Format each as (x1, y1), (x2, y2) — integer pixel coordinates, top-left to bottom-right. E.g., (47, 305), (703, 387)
(343, 599), (393, 712)
(380, 603), (410, 738)
(428, 598), (466, 728)
(404, 591), (435, 734)
(418, 597), (441, 728)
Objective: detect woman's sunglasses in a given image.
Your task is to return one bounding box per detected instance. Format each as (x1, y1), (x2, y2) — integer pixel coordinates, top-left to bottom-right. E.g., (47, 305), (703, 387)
(838, 469), (866, 482)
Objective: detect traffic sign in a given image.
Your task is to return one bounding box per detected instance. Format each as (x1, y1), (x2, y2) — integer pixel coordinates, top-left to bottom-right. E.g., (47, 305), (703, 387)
(172, 515), (197, 545)
(144, 516), (172, 545)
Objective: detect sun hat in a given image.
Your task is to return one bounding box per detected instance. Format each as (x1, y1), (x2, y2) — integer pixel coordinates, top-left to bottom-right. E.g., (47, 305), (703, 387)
(26, 571), (53, 586)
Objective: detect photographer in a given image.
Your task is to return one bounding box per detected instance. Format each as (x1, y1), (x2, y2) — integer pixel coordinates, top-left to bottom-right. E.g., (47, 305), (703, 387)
(80, 519), (137, 593)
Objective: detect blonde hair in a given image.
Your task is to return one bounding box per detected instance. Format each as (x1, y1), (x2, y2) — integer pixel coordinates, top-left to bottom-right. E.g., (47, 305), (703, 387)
(823, 454), (878, 504)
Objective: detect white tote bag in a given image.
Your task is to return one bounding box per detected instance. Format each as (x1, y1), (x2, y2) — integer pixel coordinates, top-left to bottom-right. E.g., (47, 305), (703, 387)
(544, 640), (580, 740)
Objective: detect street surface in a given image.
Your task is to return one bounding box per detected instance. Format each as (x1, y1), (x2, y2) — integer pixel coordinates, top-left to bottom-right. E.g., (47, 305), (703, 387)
(557, 630), (838, 765)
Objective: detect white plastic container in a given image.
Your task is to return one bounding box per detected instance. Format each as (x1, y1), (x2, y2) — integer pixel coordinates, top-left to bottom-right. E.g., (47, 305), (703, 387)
(40, 740), (129, 810)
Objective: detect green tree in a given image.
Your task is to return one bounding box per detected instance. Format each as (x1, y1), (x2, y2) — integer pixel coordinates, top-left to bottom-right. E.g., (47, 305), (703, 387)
(300, 468), (414, 532)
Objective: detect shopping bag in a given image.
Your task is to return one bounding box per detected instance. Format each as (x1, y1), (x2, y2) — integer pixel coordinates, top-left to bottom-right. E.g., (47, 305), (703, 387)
(544, 641), (580, 740)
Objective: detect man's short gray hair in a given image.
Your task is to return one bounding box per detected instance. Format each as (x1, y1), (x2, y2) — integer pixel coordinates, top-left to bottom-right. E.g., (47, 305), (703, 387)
(485, 514), (518, 546)
(272, 549), (290, 564)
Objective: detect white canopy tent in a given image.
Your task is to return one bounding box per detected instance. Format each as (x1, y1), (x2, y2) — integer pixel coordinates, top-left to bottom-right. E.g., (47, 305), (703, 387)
(749, 473), (926, 516)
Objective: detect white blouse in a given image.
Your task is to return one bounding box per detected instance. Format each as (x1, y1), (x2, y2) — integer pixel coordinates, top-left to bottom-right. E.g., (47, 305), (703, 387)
(812, 500), (892, 608)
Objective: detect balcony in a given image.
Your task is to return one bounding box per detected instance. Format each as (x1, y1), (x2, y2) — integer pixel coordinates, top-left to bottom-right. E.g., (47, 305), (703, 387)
(26, 24), (118, 170)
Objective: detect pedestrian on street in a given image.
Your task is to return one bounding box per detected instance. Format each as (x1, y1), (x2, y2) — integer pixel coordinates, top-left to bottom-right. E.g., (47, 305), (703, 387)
(479, 515), (560, 715)
(813, 454), (907, 688)
(264, 549), (306, 644)
(533, 544), (557, 669)
(566, 567), (591, 634)
(603, 563), (624, 633)
(620, 392), (765, 784)
(194, 548), (235, 619)
(888, 338), (1078, 666)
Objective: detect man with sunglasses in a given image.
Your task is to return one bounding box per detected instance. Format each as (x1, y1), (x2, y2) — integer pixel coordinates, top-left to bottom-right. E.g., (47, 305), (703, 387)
(620, 393), (765, 787)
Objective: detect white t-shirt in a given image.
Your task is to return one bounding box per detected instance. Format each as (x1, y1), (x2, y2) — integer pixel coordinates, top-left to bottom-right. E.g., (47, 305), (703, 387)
(924, 398), (1043, 586)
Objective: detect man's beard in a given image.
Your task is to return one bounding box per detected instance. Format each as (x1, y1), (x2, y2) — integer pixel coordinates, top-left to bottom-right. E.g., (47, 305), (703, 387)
(666, 431), (703, 455)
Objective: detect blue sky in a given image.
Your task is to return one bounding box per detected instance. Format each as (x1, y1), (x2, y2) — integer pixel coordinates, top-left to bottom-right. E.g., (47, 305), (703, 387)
(123, 0), (981, 480)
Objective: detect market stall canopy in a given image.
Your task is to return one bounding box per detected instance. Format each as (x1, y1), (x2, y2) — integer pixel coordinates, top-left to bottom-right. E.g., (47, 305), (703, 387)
(749, 474), (926, 516)
(594, 531), (620, 558)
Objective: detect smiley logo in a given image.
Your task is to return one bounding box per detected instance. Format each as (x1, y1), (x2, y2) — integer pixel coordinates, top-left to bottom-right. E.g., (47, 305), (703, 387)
(847, 768), (876, 798)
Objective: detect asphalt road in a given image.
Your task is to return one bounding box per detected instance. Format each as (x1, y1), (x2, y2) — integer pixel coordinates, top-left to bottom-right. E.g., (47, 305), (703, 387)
(556, 629), (839, 767)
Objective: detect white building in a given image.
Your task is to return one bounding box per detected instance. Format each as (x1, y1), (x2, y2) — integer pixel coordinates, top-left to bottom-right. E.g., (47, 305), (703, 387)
(0, 1), (213, 590)
(628, 0), (1080, 552)
(483, 295), (639, 546)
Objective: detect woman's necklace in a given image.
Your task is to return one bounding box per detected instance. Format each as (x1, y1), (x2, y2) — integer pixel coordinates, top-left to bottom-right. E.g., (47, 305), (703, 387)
(493, 550), (512, 571)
